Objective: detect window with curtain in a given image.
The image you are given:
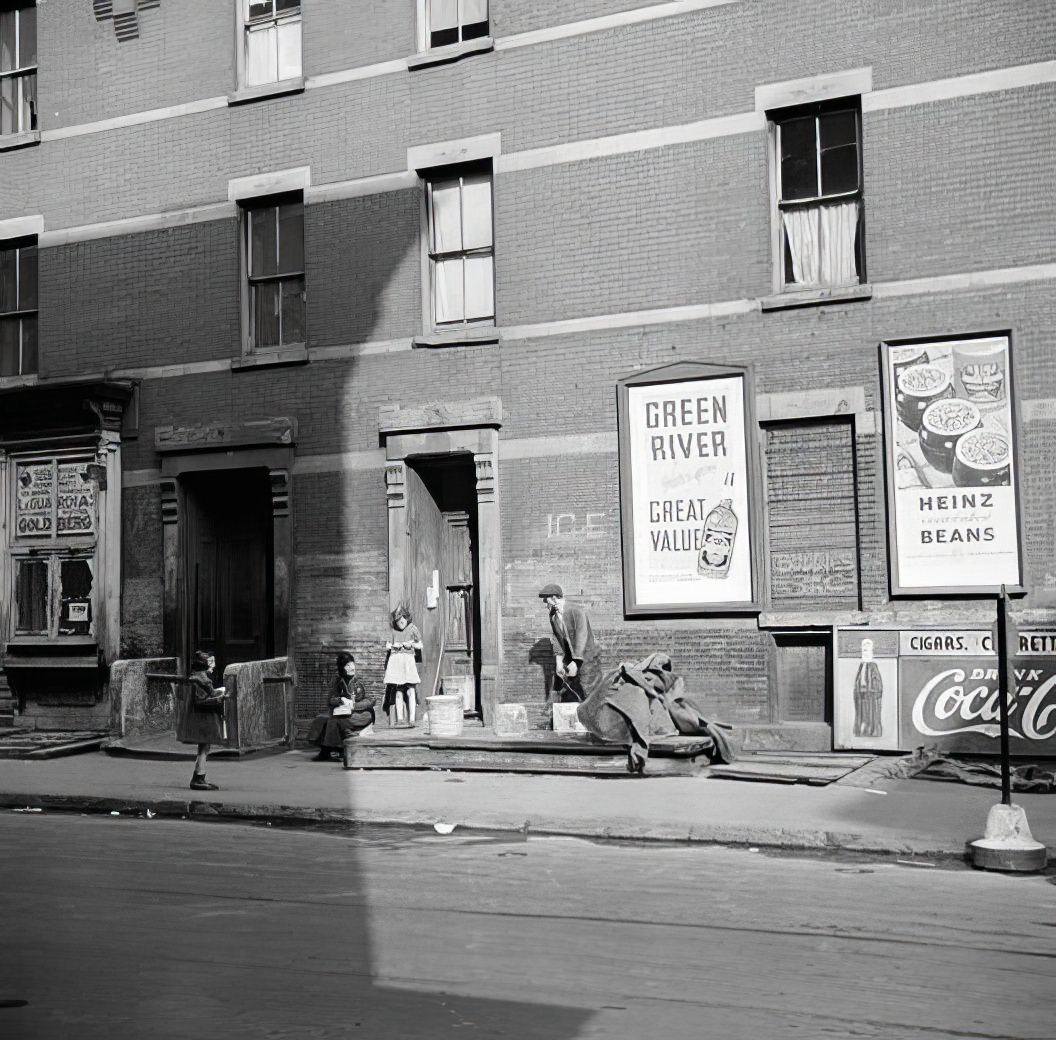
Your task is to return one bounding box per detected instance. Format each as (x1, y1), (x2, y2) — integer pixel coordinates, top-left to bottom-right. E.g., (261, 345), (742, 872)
(0, 2), (37, 136)
(774, 100), (863, 291)
(426, 0), (488, 49)
(0, 237), (38, 377)
(426, 165), (494, 329)
(244, 197), (305, 350)
(243, 0), (301, 87)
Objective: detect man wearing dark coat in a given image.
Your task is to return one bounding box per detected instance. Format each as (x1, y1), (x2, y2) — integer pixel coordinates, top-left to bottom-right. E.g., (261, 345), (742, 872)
(538, 583), (605, 703)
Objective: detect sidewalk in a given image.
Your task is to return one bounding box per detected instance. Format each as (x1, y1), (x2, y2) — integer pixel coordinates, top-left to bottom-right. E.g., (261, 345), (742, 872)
(1, 747), (1053, 862)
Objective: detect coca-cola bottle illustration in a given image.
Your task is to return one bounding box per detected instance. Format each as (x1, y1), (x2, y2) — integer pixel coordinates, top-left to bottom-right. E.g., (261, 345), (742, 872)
(697, 498), (737, 579)
(852, 638), (883, 739)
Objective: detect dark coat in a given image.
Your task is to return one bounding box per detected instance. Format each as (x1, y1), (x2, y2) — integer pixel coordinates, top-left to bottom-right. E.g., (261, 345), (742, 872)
(549, 603), (605, 702)
(307, 677), (376, 748)
(175, 671), (227, 746)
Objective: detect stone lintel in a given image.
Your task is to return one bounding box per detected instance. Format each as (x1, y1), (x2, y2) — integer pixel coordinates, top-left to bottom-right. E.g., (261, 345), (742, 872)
(155, 417), (297, 452)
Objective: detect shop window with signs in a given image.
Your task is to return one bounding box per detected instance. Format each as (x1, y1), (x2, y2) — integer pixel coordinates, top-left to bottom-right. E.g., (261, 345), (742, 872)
(0, 2), (37, 138)
(425, 165), (494, 331)
(240, 0), (301, 88)
(10, 456), (97, 640)
(0, 237), (37, 377)
(421, 0), (488, 49)
(242, 195), (305, 352)
(771, 100), (864, 292)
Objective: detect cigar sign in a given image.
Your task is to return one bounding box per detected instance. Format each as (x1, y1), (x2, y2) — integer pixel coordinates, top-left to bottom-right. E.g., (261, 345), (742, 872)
(880, 333), (1023, 594)
(617, 361), (763, 616)
(836, 627), (1056, 756)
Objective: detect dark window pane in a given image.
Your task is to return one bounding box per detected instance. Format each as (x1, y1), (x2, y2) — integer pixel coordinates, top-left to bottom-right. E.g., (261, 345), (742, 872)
(19, 4), (35, 67)
(248, 1), (274, 20)
(821, 143), (859, 195)
(277, 202), (303, 274)
(778, 116), (816, 164)
(21, 314), (37, 374)
(780, 156), (817, 201)
(18, 243), (36, 309)
(21, 69), (35, 130)
(0, 11), (14, 73)
(59, 559), (93, 636)
(431, 27), (458, 47)
(249, 206), (278, 277)
(819, 109), (857, 149)
(462, 20), (488, 40)
(0, 316), (18, 375)
(0, 246), (15, 312)
(783, 233), (797, 285)
(0, 74), (15, 135)
(16, 558), (48, 634)
(276, 0), (300, 13)
(280, 277), (304, 344)
(252, 280), (280, 349)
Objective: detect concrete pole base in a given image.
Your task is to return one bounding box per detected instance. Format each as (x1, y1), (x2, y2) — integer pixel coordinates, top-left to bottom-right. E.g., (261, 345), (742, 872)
(969, 803), (1048, 873)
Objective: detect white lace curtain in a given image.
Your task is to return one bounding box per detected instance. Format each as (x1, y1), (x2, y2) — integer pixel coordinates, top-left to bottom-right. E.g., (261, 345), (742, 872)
(782, 200), (859, 287)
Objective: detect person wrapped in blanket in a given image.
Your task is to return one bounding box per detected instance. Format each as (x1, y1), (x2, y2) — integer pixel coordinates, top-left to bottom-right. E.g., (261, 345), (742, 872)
(307, 651), (376, 764)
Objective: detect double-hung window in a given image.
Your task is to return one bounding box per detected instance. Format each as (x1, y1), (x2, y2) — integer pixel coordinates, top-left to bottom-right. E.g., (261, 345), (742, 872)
(0, 236), (37, 376)
(11, 455), (97, 641)
(773, 100), (864, 291)
(244, 196), (305, 351)
(242, 0), (301, 88)
(424, 0), (488, 50)
(0, 2), (37, 137)
(426, 165), (494, 330)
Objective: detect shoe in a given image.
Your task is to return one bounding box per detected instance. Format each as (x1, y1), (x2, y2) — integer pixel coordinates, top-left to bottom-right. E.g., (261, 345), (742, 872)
(189, 773), (220, 791)
(312, 750), (333, 761)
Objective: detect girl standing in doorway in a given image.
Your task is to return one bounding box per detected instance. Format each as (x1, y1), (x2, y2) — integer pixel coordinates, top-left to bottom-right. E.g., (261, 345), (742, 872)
(383, 605), (423, 728)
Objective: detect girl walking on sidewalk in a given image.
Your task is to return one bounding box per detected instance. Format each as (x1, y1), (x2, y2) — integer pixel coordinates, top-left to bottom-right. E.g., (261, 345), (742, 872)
(176, 650), (229, 791)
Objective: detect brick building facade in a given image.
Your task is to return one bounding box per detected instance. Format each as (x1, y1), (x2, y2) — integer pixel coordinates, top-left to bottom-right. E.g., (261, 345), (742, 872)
(1, 1), (1054, 750)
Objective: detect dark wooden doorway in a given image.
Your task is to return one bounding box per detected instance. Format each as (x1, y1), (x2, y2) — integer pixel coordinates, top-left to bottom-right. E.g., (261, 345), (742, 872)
(182, 469), (273, 677)
(770, 631), (831, 724)
(403, 456), (481, 713)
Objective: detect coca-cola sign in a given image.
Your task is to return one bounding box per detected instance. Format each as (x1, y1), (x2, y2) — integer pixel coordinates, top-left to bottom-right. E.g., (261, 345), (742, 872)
(901, 658), (1056, 755)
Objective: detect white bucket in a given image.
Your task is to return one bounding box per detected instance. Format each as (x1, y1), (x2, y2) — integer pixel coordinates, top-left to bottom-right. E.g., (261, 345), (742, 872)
(427, 695), (464, 738)
(552, 702), (586, 734)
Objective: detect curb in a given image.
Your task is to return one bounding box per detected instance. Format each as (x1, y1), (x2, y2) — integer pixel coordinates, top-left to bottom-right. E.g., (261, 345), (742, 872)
(0, 791), (986, 864)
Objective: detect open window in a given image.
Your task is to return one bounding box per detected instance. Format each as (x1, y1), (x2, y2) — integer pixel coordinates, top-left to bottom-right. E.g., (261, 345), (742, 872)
(0, 2), (37, 139)
(770, 99), (864, 293)
(238, 0), (301, 90)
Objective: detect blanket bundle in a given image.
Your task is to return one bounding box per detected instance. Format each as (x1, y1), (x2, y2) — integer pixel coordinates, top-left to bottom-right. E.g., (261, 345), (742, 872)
(576, 652), (736, 773)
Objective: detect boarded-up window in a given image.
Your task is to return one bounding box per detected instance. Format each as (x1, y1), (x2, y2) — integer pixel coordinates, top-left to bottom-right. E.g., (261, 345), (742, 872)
(764, 420), (860, 609)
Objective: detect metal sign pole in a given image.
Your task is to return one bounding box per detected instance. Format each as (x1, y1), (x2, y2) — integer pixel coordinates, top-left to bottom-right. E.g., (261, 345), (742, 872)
(996, 585), (1012, 807)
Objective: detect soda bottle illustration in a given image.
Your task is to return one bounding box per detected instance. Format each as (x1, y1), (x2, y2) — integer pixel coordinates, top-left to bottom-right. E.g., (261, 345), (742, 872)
(697, 498), (737, 578)
(852, 638), (883, 739)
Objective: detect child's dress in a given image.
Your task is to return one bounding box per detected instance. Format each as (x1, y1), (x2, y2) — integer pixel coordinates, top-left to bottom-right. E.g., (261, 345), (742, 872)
(383, 623), (422, 687)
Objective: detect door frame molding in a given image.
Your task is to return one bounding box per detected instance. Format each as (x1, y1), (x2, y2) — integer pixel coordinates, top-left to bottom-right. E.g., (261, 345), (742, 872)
(380, 399), (502, 724)
(159, 443), (293, 671)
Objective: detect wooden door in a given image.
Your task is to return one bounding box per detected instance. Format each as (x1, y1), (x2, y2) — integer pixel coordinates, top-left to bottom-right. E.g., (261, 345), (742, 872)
(772, 632), (830, 723)
(402, 466), (448, 701)
(186, 470), (272, 677)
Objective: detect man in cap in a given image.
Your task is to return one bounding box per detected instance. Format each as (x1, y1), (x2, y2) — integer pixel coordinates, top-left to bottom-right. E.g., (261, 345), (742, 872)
(538, 583), (604, 702)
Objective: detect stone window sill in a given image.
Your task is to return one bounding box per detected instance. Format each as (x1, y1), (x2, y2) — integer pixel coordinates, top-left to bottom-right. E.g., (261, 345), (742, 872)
(0, 129), (41, 152)
(228, 76), (305, 106)
(0, 373), (39, 390)
(407, 36), (494, 70)
(760, 283), (873, 312)
(413, 328), (500, 349)
(758, 610), (869, 629)
(231, 346), (309, 371)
